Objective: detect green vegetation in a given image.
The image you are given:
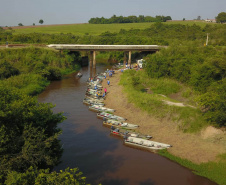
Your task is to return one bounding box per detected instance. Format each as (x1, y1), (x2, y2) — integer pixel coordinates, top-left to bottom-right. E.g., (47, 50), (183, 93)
(0, 47), (80, 94)
(145, 44), (226, 127)
(89, 14), (172, 24)
(0, 86), (64, 182)
(0, 47), (87, 184)
(158, 150), (226, 185)
(119, 70), (208, 132)
(7, 23), (156, 35)
(5, 167), (87, 185)
(216, 12), (226, 23)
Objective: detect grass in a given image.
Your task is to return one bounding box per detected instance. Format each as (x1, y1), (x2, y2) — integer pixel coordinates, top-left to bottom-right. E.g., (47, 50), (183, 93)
(119, 69), (208, 133)
(11, 21), (212, 35)
(158, 150), (226, 185)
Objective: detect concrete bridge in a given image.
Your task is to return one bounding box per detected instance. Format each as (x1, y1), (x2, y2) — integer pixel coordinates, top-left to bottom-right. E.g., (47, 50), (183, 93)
(47, 44), (164, 68)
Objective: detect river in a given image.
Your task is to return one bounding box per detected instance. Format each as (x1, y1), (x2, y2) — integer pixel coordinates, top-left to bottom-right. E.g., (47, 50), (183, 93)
(38, 65), (216, 185)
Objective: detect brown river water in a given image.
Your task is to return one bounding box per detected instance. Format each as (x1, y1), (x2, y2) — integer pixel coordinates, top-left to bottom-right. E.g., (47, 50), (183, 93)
(38, 65), (217, 185)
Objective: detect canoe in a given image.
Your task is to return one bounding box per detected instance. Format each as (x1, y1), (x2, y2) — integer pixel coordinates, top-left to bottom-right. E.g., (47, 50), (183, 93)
(84, 97), (104, 103)
(85, 95), (105, 101)
(110, 127), (152, 139)
(83, 99), (105, 106)
(103, 119), (138, 129)
(97, 112), (126, 121)
(87, 85), (103, 90)
(89, 105), (115, 113)
(124, 136), (172, 151)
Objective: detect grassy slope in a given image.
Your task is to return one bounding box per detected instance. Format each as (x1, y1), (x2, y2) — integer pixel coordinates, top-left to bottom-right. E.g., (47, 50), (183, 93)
(12, 21), (211, 35)
(119, 70), (226, 185)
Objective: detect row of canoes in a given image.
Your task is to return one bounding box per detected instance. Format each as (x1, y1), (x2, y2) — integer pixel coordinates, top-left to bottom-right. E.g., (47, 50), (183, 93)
(83, 70), (172, 152)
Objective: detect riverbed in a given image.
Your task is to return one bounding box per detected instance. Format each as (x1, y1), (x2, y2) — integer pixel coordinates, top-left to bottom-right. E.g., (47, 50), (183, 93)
(38, 65), (216, 185)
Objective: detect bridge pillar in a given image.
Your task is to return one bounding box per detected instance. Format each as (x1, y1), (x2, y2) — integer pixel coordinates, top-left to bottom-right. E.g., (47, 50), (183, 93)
(124, 52), (127, 67)
(128, 51), (132, 65)
(93, 51), (96, 68)
(89, 51), (93, 67)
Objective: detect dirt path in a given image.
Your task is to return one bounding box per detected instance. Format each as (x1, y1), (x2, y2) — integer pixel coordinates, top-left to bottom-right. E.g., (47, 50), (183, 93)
(102, 70), (226, 164)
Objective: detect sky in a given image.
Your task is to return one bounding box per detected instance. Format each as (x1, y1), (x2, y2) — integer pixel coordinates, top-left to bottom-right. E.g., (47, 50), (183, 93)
(0, 0), (225, 27)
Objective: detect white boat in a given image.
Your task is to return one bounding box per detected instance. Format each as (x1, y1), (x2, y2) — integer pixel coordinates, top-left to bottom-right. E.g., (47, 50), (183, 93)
(103, 119), (138, 129)
(87, 89), (102, 93)
(76, 72), (82, 77)
(87, 85), (103, 90)
(85, 95), (105, 101)
(83, 99), (105, 106)
(84, 97), (104, 103)
(124, 136), (172, 151)
(89, 105), (115, 113)
(110, 127), (152, 139)
(97, 112), (126, 121)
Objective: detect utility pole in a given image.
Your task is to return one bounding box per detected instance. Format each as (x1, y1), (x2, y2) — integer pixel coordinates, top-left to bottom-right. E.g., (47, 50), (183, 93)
(206, 33), (209, 46)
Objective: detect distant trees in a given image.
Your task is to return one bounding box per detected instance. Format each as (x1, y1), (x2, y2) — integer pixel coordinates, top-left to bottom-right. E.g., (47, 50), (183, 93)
(39, 19), (44, 24)
(89, 15), (172, 24)
(216, 12), (226, 23)
(18, 23), (23, 26)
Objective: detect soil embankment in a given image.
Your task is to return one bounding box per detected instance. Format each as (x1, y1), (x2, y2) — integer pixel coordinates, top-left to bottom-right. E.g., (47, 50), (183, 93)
(102, 70), (226, 164)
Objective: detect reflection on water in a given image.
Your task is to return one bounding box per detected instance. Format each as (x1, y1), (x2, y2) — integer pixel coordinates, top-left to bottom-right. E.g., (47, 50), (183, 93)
(38, 65), (216, 185)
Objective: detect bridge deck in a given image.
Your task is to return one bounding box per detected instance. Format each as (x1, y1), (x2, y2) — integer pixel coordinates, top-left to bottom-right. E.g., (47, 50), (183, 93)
(47, 44), (164, 51)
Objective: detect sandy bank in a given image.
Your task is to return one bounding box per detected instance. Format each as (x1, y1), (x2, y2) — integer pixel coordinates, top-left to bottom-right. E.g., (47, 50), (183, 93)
(101, 70), (226, 164)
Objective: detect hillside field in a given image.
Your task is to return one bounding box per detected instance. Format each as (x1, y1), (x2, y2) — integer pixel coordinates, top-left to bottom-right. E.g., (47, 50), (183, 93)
(8, 21), (212, 35)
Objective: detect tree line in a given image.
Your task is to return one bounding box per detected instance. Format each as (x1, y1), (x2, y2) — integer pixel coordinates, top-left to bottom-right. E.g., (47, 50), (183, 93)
(88, 15), (172, 24)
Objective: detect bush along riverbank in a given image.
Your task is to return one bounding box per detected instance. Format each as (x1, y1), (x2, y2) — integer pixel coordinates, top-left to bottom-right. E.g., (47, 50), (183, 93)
(0, 47), (89, 184)
(0, 47), (80, 95)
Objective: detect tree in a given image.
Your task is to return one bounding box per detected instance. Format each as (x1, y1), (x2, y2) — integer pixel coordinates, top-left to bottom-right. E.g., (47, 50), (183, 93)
(197, 16), (201, 20)
(0, 86), (65, 183)
(18, 23), (23, 26)
(216, 12), (226, 23)
(39, 19), (44, 24)
(4, 167), (87, 185)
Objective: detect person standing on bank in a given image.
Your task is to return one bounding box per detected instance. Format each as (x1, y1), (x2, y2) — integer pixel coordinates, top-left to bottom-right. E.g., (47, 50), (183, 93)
(104, 87), (107, 94)
(107, 80), (110, 86)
